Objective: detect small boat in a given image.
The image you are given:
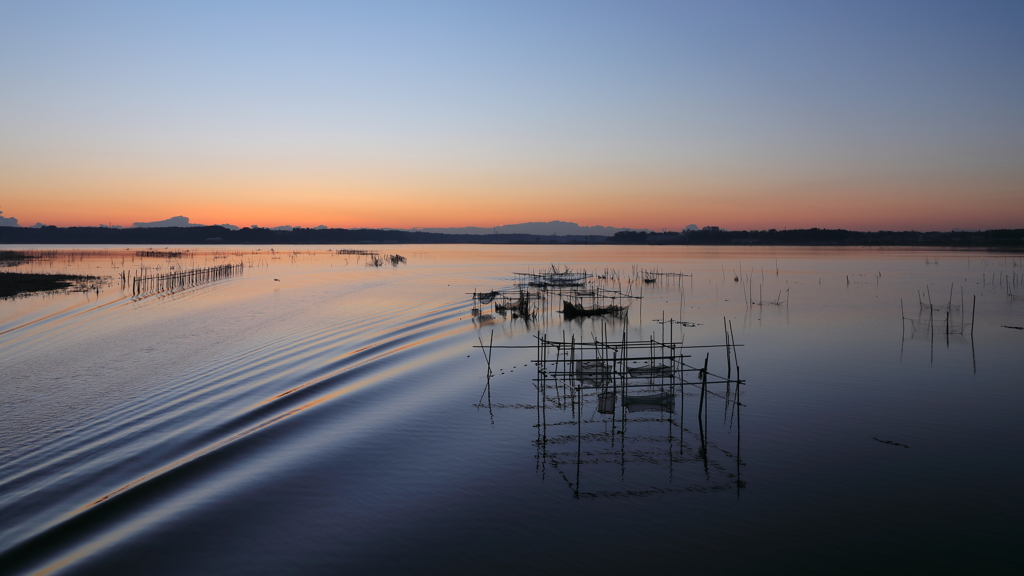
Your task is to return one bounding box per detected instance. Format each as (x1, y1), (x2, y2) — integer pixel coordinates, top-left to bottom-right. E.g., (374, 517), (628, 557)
(474, 290), (499, 304)
(562, 300), (624, 319)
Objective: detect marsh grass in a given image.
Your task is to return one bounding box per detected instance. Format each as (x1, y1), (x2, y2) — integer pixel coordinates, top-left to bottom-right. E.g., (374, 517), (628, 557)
(0, 271), (103, 299)
(0, 250), (32, 267)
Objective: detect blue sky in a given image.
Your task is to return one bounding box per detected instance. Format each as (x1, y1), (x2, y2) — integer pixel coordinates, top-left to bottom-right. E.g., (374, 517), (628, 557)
(2, 1), (1022, 230)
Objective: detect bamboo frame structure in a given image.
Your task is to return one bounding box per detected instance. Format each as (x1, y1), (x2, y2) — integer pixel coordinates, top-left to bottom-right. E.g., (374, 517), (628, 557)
(476, 321), (745, 499)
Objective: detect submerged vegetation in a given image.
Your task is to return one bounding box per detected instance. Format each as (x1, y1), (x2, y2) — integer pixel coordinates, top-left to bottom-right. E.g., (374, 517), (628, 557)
(1, 250), (104, 298)
(0, 250), (32, 267)
(0, 271), (102, 299)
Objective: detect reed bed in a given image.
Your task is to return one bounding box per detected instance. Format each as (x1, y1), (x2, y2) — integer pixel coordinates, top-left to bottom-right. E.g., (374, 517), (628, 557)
(136, 250), (190, 258)
(367, 254), (407, 267)
(0, 271), (104, 299)
(631, 266), (690, 286)
(0, 250), (32, 267)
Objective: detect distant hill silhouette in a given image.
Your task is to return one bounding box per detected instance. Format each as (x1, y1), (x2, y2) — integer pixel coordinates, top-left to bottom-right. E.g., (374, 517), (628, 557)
(407, 220), (642, 236)
(132, 216), (203, 228)
(131, 216), (239, 230)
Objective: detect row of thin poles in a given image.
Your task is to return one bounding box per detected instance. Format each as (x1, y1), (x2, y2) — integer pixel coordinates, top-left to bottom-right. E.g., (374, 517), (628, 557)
(124, 262), (243, 295)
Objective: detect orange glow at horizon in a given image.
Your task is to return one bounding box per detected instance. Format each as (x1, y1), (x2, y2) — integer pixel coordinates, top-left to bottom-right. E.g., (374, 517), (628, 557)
(2, 137), (1021, 232)
(4, 166), (1021, 232)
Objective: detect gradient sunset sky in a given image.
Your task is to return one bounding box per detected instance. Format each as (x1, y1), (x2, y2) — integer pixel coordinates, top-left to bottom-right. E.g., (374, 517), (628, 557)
(2, 1), (1022, 231)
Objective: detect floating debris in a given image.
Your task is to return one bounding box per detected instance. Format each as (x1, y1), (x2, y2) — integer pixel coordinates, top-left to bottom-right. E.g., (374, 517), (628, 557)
(873, 437), (909, 449)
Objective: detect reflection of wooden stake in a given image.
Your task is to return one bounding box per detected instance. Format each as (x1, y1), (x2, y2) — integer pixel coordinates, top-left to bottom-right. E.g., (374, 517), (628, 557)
(698, 353), (709, 421)
(971, 295), (976, 336)
(729, 320), (739, 375)
(639, 283), (643, 325)
(724, 317), (731, 381)
(478, 330), (494, 377)
(901, 299), (906, 350)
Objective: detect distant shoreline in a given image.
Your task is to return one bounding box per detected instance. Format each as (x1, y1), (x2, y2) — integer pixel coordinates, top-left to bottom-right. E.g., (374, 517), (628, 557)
(1, 226), (1022, 249)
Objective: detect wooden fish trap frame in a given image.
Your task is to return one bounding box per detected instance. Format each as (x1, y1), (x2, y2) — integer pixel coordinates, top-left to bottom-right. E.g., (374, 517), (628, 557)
(471, 286), (641, 321)
(470, 288), (543, 315)
(475, 319), (745, 497)
(513, 267), (592, 289)
(530, 326), (742, 419)
(529, 328), (744, 497)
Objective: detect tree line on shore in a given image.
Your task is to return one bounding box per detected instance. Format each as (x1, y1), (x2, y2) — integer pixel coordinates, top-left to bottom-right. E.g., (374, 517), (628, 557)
(1, 225), (1021, 247)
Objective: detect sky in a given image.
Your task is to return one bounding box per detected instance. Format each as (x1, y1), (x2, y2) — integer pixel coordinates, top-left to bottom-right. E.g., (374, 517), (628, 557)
(1, 1), (1022, 232)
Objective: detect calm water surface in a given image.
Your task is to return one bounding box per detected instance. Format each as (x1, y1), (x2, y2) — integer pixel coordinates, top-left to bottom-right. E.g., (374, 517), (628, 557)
(1, 245), (1021, 574)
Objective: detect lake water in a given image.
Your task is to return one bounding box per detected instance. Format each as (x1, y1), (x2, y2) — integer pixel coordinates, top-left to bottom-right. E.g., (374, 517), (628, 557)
(1, 245), (1021, 574)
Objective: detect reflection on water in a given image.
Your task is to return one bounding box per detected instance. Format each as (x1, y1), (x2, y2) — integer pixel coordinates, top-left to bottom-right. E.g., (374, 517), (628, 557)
(901, 283), (979, 370)
(1, 245), (1022, 574)
(476, 319), (745, 498)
